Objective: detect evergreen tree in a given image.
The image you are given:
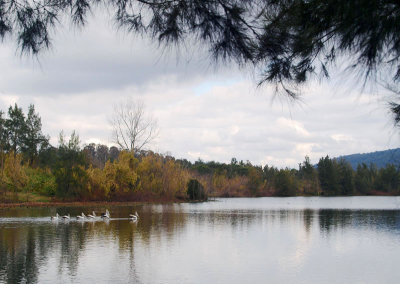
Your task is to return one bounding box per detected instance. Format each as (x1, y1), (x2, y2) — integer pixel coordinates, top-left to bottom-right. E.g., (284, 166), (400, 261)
(375, 164), (400, 194)
(317, 156), (340, 195)
(298, 156), (315, 180)
(0, 111), (7, 190)
(337, 159), (354, 195)
(0, 111), (7, 154)
(22, 104), (49, 165)
(53, 131), (88, 198)
(5, 104), (26, 155)
(298, 156), (319, 195)
(187, 179), (207, 200)
(355, 163), (371, 194)
(274, 169), (297, 196)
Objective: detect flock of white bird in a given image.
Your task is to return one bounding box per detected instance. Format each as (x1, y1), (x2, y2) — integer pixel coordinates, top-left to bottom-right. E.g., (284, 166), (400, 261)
(50, 210), (139, 221)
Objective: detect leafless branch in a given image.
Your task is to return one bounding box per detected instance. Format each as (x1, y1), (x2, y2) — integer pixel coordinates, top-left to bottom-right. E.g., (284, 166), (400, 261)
(110, 98), (159, 153)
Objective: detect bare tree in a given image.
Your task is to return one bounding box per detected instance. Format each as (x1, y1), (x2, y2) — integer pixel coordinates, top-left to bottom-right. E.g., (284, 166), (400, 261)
(110, 99), (159, 153)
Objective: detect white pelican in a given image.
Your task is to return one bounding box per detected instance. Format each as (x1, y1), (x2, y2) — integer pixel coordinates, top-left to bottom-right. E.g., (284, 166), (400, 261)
(129, 211), (139, 221)
(101, 209), (110, 219)
(62, 214), (70, 220)
(51, 213), (59, 220)
(77, 213), (85, 220)
(87, 211), (96, 219)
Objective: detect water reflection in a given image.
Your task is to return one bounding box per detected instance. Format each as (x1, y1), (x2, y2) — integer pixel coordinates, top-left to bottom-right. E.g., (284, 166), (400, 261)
(318, 209), (400, 234)
(0, 198), (400, 283)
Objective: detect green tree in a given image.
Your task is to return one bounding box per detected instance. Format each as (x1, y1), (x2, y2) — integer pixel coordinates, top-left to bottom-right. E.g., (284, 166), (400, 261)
(0, 111), (7, 151)
(5, 104), (26, 155)
(298, 156), (319, 195)
(53, 131), (88, 198)
(274, 169), (297, 196)
(247, 166), (264, 196)
(263, 164), (278, 181)
(317, 156), (340, 195)
(0, 111), (8, 195)
(22, 104), (49, 165)
(337, 159), (354, 195)
(375, 164), (400, 194)
(187, 179), (207, 201)
(354, 163), (375, 194)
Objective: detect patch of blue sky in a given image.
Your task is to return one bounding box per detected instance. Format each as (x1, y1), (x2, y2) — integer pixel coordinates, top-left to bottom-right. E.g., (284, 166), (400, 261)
(193, 79), (239, 96)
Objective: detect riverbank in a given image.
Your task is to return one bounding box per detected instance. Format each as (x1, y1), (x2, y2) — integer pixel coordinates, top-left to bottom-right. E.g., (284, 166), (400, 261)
(0, 191), (188, 208)
(0, 199), (187, 209)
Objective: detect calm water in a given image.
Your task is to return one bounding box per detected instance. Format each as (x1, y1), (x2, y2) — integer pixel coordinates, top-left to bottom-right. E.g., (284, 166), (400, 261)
(1, 197), (400, 283)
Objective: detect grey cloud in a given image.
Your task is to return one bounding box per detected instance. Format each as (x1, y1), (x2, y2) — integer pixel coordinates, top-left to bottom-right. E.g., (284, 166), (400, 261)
(0, 12), (239, 96)
(0, 14), (398, 168)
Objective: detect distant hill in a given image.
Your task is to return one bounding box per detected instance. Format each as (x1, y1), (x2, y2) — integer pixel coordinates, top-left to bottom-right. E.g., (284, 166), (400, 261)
(337, 148), (400, 169)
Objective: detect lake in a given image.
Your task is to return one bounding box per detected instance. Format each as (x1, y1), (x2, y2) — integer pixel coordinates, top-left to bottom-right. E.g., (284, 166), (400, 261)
(1, 197), (400, 283)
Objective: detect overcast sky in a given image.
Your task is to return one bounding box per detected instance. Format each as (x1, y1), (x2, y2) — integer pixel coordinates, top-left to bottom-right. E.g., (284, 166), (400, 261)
(0, 12), (398, 168)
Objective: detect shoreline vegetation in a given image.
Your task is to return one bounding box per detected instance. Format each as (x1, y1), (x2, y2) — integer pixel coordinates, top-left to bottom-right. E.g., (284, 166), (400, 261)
(1, 103), (400, 206)
(0, 200), (185, 209)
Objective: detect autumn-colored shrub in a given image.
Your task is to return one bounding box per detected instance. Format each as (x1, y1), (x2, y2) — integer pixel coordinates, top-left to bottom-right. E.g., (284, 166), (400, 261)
(2, 152), (28, 192)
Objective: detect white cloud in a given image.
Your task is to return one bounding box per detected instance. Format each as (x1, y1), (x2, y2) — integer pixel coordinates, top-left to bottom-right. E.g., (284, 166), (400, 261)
(331, 134), (354, 142)
(277, 117), (311, 137)
(0, 94), (19, 109)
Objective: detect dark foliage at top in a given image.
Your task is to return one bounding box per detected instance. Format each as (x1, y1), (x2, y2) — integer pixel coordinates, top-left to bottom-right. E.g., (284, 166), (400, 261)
(2, 1), (400, 100)
(0, 0), (259, 60)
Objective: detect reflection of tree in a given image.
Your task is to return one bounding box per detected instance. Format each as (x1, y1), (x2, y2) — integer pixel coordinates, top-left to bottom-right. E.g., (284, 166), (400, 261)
(303, 209), (314, 234)
(126, 222), (139, 283)
(58, 223), (83, 276)
(0, 208), (246, 283)
(0, 224), (57, 283)
(0, 205), (192, 282)
(318, 210), (400, 235)
(25, 227), (38, 283)
(2, 206), (400, 282)
(318, 210), (351, 234)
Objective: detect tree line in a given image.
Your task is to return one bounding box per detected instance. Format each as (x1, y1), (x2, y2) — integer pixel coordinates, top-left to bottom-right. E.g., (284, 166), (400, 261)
(180, 155), (400, 197)
(1, 103), (399, 203)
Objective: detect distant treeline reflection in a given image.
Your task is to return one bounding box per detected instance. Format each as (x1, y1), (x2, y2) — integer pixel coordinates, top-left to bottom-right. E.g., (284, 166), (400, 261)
(1, 207), (400, 283)
(1, 103), (400, 203)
